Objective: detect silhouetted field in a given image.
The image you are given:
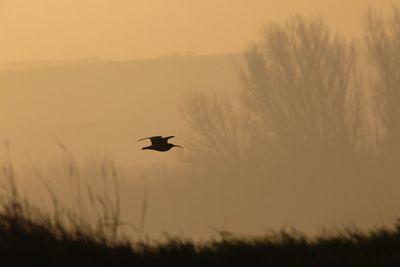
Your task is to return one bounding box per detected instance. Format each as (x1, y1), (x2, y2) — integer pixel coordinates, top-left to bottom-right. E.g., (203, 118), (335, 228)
(0, 197), (399, 267)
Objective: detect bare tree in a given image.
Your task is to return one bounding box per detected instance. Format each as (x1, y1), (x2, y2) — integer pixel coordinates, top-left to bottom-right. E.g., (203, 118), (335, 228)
(180, 15), (364, 183)
(364, 6), (400, 159)
(240, 16), (358, 164)
(180, 91), (252, 174)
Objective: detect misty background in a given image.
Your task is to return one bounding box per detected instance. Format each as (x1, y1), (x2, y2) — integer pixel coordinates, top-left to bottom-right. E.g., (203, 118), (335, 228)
(0, 1), (399, 240)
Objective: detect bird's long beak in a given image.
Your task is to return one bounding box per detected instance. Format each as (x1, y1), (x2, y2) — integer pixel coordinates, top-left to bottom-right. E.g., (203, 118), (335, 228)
(174, 145), (184, 149)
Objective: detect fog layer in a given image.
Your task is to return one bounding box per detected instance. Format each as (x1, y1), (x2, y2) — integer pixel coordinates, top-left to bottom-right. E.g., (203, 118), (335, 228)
(0, 2), (399, 239)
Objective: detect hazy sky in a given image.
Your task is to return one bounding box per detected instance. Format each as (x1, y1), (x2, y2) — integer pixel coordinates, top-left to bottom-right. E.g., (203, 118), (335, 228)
(0, 0), (399, 239)
(0, 0), (394, 63)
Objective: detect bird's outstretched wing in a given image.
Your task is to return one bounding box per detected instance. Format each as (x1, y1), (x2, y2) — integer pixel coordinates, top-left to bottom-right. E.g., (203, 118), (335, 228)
(162, 136), (175, 142)
(137, 136), (162, 141)
(137, 136), (163, 145)
(138, 136), (175, 145)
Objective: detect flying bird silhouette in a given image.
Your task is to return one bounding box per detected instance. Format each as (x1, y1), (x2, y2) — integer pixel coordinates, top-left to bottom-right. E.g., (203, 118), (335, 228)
(138, 136), (183, 152)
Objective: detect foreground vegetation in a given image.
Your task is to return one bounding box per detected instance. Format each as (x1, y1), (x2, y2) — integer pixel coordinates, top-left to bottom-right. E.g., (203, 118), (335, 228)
(0, 196), (397, 267)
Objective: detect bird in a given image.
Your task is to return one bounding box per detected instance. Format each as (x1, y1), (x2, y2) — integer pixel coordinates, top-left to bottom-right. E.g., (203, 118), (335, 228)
(137, 136), (183, 152)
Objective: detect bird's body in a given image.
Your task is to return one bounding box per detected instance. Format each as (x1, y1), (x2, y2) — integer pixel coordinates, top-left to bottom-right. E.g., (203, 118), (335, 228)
(138, 136), (183, 152)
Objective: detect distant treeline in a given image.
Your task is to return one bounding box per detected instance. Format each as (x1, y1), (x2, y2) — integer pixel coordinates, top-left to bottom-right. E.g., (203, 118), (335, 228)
(181, 7), (400, 188)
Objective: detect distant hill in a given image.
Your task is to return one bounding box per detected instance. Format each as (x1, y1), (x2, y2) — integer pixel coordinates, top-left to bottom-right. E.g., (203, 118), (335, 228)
(0, 39), (372, 165)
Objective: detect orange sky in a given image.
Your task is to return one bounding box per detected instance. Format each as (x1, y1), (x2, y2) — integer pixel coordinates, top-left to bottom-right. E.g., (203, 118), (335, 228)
(0, 0), (399, 238)
(0, 0), (394, 64)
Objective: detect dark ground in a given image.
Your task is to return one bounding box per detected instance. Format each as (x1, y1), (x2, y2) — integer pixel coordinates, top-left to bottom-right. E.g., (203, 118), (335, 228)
(0, 200), (399, 267)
